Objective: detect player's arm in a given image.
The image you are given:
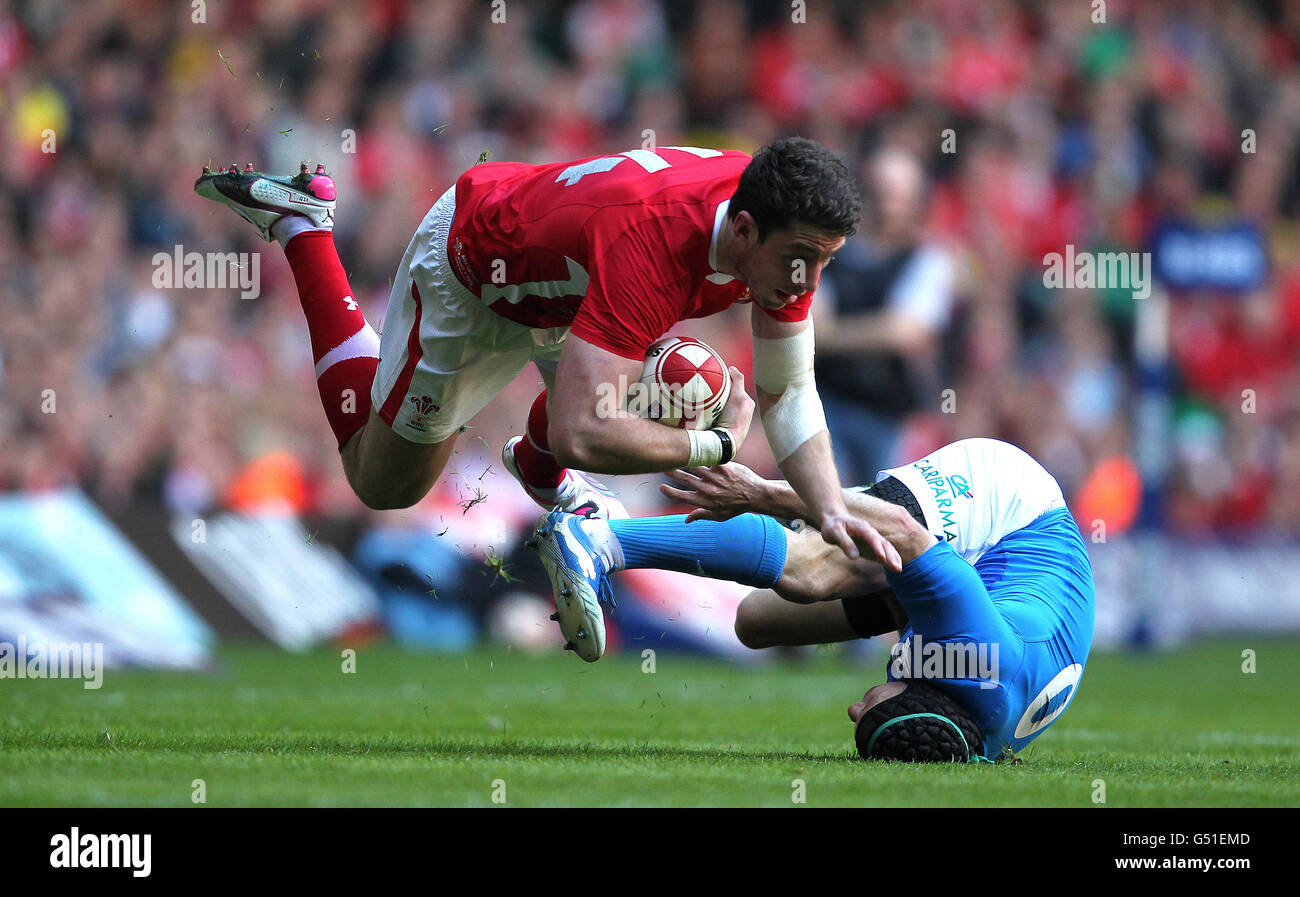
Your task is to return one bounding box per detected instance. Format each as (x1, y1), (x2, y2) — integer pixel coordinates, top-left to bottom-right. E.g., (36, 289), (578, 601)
(660, 464), (909, 570)
(750, 310), (898, 568)
(548, 334), (755, 475)
(750, 476), (923, 540)
(554, 214), (757, 475)
(660, 462), (806, 520)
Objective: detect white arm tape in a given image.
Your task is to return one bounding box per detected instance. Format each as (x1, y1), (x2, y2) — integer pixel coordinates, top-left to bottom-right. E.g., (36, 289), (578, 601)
(753, 326), (827, 464)
(752, 326), (816, 394)
(762, 379), (828, 463)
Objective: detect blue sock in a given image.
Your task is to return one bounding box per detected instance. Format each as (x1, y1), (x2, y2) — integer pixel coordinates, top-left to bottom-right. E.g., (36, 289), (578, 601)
(608, 514), (787, 588)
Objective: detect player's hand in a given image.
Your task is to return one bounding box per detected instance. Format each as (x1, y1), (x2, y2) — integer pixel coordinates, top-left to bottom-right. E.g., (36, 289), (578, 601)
(659, 462), (766, 522)
(820, 510), (902, 572)
(715, 366), (754, 448)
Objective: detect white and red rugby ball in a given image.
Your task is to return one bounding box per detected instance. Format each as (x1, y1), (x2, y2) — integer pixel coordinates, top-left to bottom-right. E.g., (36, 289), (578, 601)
(636, 336), (731, 430)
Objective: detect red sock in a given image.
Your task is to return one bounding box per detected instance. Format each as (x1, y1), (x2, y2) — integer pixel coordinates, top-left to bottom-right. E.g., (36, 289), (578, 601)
(282, 231), (380, 448)
(513, 390), (565, 489)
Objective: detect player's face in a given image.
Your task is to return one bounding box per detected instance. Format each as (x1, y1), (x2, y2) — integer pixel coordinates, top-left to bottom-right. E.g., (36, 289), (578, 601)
(848, 681), (908, 724)
(734, 216), (844, 311)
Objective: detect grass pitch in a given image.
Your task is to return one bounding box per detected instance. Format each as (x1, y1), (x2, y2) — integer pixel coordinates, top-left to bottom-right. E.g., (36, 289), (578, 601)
(1, 639), (1296, 807)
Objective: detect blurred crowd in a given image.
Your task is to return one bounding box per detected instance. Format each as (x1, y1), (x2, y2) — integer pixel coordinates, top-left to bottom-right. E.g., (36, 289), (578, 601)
(2, 0), (1299, 541)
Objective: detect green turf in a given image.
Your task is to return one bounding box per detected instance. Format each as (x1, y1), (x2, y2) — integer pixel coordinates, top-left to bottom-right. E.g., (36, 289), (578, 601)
(1, 639), (1296, 807)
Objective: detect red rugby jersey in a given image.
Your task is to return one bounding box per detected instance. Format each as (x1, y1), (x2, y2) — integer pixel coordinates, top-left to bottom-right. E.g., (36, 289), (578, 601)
(445, 146), (813, 360)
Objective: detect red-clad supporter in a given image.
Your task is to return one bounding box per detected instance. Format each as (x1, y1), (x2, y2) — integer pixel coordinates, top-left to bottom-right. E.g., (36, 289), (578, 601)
(0, 0), (1295, 544)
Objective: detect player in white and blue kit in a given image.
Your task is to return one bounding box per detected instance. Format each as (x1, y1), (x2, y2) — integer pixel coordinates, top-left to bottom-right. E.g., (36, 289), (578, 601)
(530, 438), (1095, 762)
(843, 438), (1094, 761)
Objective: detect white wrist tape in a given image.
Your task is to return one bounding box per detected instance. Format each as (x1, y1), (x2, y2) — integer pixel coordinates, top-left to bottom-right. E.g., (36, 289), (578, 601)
(753, 325), (827, 463)
(687, 429), (723, 467)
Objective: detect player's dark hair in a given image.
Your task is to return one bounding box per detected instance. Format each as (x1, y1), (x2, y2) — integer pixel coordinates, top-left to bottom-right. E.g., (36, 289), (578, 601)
(855, 680), (984, 763)
(730, 137), (860, 240)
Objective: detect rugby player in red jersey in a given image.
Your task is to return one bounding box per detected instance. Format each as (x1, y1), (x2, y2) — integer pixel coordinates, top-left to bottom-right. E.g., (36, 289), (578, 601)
(194, 137), (892, 576)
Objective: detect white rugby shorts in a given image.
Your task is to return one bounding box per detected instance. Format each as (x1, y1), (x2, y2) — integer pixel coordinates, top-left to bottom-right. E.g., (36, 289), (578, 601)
(371, 186), (567, 444)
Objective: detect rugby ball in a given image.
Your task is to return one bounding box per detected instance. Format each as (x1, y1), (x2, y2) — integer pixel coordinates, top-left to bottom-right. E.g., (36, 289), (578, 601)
(635, 336), (731, 430)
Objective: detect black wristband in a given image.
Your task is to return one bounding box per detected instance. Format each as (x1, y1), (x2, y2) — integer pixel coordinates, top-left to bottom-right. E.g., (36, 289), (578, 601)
(713, 427), (734, 465)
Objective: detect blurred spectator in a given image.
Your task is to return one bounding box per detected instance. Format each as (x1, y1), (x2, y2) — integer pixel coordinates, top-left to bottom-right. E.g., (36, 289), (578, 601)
(813, 147), (956, 485)
(0, 0), (1296, 549)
